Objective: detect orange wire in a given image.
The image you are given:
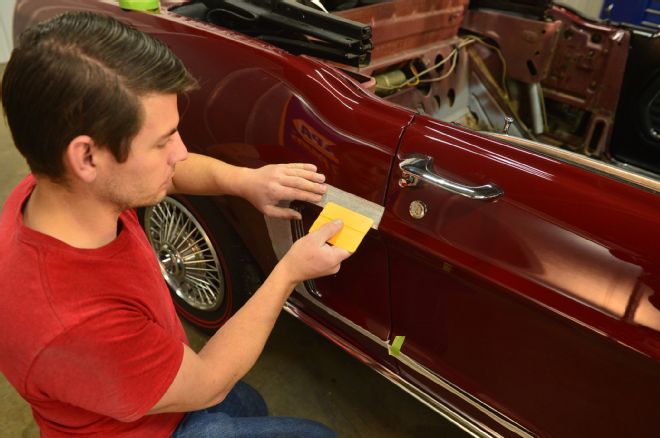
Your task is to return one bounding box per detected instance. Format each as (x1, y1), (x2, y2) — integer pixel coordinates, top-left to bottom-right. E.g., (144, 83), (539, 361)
(407, 62), (421, 87)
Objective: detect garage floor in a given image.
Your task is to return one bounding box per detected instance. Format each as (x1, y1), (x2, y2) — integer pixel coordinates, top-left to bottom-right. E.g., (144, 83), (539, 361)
(0, 64), (466, 437)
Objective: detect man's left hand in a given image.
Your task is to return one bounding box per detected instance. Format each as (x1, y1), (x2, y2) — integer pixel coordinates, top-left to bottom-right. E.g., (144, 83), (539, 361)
(238, 163), (327, 220)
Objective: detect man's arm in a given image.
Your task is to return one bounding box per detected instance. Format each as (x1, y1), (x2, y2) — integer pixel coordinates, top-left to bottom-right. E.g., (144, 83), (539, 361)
(169, 153), (327, 219)
(148, 220), (350, 414)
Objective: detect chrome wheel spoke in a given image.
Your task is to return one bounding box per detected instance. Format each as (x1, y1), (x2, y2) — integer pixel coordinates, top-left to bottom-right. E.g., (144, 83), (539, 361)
(185, 266), (218, 272)
(144, 197), (225, 311)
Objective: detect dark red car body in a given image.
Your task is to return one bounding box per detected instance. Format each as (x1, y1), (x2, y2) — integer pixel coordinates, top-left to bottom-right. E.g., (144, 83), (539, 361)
(14, 1), (660, 436)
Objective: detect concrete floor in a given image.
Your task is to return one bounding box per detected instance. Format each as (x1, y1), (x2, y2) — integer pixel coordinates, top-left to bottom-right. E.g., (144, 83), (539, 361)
(0, 64), (465, 437)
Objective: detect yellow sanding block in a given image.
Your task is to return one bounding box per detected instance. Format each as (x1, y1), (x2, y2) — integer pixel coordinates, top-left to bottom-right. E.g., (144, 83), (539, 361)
(309, 202), (373, 253)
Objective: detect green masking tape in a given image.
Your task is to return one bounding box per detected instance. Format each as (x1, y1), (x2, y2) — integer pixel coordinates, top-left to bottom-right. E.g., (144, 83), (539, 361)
(389, 335), (406, 357)
(119, 0), (160, 11)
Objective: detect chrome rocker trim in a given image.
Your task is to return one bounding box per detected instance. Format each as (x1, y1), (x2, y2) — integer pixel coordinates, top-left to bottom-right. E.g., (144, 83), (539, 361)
(282, 301), (497, 438)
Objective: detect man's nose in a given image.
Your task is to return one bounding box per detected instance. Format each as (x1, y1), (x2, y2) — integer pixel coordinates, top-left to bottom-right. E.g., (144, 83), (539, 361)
(169, 132), (188, 164)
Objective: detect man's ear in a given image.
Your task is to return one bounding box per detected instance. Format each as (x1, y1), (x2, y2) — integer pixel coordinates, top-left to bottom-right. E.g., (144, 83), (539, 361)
(64, 135), (99, 183)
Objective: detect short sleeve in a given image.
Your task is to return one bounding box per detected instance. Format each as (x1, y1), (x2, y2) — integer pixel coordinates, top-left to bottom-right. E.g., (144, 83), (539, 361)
(28, 308), (184, 422)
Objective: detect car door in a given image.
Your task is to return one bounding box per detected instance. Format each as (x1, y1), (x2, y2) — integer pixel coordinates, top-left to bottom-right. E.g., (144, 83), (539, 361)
(380, 116), (660, 437)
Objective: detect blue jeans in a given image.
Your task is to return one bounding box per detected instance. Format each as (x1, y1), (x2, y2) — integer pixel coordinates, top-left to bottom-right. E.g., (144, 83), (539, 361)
(171, 381), (335, 437)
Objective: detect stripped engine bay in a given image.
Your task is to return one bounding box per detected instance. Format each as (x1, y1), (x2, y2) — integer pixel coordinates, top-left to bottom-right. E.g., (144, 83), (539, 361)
(180, 0), (660, 176)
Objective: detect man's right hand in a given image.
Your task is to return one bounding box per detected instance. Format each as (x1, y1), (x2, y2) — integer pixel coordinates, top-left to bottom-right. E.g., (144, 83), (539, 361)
(279, 220), (352, 285)
(149, 219), (351, 415)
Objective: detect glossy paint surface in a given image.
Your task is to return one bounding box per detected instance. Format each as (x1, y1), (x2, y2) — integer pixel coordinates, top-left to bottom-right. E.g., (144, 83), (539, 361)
(382, 115), (660, 436)
(14, 1), (660, 436)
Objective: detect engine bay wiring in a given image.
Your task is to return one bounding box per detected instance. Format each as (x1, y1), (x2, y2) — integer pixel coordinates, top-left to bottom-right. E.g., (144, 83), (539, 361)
(376, 36), (508, 96)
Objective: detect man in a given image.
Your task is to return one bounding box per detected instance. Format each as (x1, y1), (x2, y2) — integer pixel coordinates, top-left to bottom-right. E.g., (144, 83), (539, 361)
(0, 11), (351, 437)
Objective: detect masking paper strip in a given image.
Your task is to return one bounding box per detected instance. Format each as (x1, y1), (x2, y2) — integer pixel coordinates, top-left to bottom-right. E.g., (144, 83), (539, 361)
(313, 185), (384, 230)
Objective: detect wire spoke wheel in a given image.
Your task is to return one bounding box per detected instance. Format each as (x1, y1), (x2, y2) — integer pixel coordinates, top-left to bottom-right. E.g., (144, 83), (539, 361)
(144, 197), (225, 311)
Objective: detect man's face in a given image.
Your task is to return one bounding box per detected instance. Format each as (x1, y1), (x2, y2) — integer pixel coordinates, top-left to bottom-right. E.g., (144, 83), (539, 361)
(95, 93), (188, 210)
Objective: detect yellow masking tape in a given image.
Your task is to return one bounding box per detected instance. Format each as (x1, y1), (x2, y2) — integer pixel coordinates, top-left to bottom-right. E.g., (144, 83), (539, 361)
(309, 202), (373, 253)
(389, 335), (406, 357)
(119, 0), (160, 11)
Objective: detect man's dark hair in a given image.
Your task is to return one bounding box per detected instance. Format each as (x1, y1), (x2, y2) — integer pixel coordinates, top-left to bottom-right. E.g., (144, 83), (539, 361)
(1, 11), (198, 181)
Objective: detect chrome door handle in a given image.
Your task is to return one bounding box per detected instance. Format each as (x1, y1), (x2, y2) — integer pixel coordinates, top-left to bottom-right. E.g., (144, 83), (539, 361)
(399, 155), (503, 200)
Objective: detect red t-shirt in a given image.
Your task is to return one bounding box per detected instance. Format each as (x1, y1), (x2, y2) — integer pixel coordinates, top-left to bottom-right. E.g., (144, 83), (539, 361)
(0, 175), (187, 437)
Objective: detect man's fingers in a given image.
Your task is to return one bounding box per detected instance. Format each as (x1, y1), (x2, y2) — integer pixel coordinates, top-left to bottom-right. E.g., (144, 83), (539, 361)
(278, 175), (327, 195)
(283, 189), (324, 204)
(268, 181), (328, 202)
(318, 225), (352, 261)
(287, 163), (318, 173)
(285, 167), (326, 183)
(311, 219), (344, 242)
(263, 206), (302, 220)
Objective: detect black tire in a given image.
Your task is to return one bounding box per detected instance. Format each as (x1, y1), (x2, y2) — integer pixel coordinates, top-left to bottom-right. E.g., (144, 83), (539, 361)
(139, 195), (261, 331)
